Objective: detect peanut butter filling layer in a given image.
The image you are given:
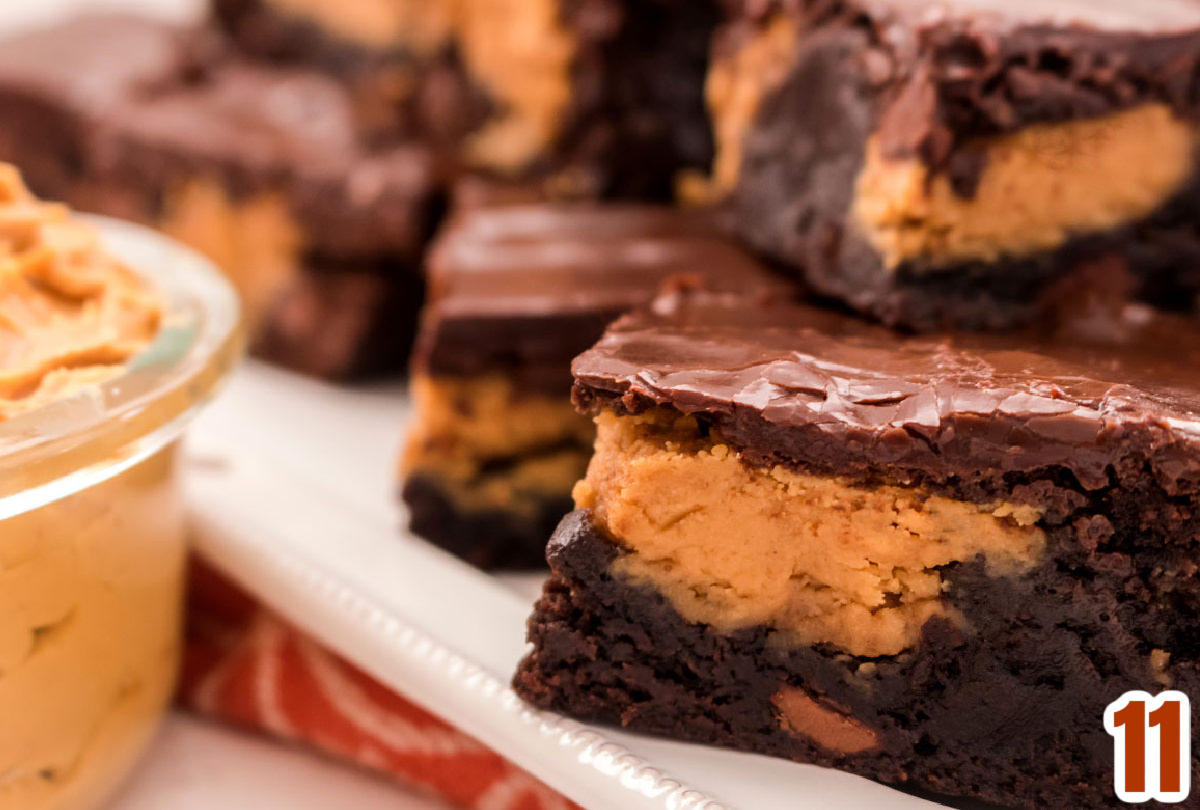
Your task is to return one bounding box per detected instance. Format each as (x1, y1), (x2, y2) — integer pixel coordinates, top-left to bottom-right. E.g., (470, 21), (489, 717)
(262, 0), (454, 54)
(0, 164), (161, 420)
(402, 374), (593, 514)
(575, 411), (1045, 658)
(855, 103), (1198, 270)
(456, 0), (575, 172)
(156, 179), (303, 335)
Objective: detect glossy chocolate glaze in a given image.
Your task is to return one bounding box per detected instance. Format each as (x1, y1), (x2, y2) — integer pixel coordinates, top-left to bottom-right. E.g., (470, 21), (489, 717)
(572, 290), (1200, 491)
(417, 205), (790, 390)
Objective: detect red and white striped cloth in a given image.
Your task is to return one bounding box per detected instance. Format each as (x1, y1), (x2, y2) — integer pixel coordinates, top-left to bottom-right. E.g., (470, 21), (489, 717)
(181, 560), (580, 810)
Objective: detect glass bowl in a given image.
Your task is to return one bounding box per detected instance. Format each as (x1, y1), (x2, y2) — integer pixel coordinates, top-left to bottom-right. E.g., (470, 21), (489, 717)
(0, 216), (242, 810)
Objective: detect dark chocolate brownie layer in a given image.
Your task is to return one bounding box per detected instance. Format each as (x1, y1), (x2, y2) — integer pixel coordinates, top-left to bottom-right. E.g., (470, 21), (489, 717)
(254, 264), (426, 379)
(402, 475), (576, 570)
(516, 509), (1200, 810)
(551, 0), (721, 199)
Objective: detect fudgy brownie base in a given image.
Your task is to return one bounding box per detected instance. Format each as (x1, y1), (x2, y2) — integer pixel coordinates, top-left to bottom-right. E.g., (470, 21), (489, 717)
(402, 475), (574, 570)
(547, 0), (720, 200)
(516, 510), (1200, 810)
(826, 228), (1158, 333)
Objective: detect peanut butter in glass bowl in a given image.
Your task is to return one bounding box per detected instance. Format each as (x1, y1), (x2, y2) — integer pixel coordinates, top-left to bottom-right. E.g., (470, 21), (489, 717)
(0, 165), (241, 810)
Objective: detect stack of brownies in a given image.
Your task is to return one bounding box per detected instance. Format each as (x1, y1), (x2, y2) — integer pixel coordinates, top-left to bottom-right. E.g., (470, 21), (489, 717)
(6, 0), (1200, 807)
(411, 2), (1200, 809)
(0, 0), (718, 377)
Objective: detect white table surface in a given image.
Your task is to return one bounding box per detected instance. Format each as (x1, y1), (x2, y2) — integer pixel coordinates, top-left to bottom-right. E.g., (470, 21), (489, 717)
(0, 2), (451, 809)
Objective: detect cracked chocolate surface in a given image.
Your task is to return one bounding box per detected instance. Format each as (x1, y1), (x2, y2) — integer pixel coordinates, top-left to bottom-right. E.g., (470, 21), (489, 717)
(572, 290), (1200, 490)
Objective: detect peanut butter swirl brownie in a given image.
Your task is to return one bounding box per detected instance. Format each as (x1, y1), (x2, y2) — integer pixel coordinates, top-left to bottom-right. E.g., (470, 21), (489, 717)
(213, 0), (721, 199)
(0, 15), (444, 379)
(515, 288), (1200, 808)
(210, 0), (478, 145)
(402, 202), (787, 568)
(713, 0), (1200, 330)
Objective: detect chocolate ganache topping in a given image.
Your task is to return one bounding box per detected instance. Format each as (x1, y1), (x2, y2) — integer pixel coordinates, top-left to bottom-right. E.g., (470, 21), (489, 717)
(417, 204), (786, 389)
(572, 290), (1200, 492)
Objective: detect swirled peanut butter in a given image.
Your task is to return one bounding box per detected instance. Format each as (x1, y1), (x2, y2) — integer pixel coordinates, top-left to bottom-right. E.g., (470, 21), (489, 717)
(0, 163), (161, 420)
(0, 163), (177, 810)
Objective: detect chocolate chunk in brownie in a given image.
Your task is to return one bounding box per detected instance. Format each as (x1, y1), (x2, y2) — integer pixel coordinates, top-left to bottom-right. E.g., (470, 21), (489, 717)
(515, 287), (1200, 808)
(401, 200), (791, 568)
(712, 0), (1200, 330)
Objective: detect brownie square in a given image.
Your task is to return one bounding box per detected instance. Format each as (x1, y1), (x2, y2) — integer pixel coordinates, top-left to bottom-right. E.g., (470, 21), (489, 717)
(401, 198), (789, 568)
(213, 0), (722, 200)
(0, 15), (446, 379)
(516, 287), (1200, 808)
(712, 0), (1200, 330)
(209, 0), (483, 145)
